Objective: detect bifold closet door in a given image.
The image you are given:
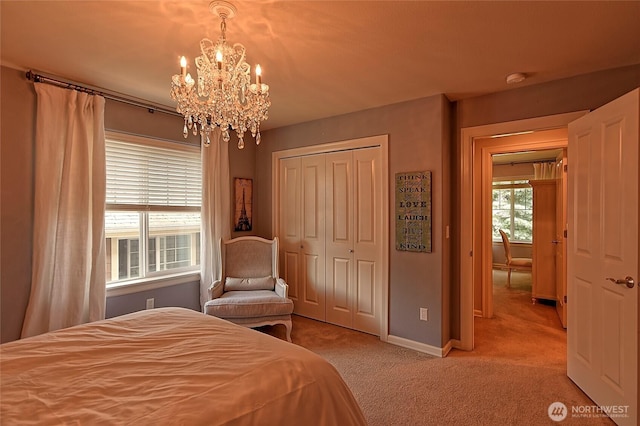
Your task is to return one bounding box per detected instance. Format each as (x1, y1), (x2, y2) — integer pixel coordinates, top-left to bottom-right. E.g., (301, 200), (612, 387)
(278, 155), (326, 320)
(325, 148), (382, 334)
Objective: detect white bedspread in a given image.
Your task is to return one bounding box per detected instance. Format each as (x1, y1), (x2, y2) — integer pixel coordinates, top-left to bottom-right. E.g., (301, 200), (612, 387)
(0, 307), (366, 425)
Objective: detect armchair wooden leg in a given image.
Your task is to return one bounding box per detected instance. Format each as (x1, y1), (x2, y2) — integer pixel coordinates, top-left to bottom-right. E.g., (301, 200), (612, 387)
(284, 320), (292, 342)
(506, 269), (512, 288)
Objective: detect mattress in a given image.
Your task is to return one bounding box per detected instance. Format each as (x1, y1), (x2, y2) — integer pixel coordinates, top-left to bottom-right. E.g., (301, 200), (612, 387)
(0, 307), (366, 425)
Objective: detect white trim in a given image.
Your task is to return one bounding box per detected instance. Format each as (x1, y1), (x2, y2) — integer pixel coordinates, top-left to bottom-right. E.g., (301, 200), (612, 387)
(272, 134), (390, 341)
(106, 271), (200, 297)
(379, 140), (390, 342)
(272, 135), (385, 159)
(387, 334), (454, 358)
(105, 130), (199, 152)
(457, 111), (588, 352)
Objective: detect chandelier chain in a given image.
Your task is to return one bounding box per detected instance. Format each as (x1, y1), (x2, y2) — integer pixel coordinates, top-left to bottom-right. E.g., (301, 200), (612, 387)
(220, 17), (227, 41)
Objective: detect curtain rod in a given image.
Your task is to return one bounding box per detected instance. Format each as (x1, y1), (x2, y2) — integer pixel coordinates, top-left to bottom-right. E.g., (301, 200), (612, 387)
(494, 159), (556, 166)
(25, 70), (181, 118)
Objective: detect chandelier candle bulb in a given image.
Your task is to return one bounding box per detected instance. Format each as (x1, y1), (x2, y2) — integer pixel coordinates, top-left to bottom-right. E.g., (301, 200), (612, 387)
(216, 50), (223, 70)
(255, 64), (262, 86)
(180, 56), (187, 78)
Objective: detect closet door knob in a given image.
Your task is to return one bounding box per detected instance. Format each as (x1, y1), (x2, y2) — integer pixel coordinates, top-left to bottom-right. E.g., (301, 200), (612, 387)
(349, 249), (354, 253)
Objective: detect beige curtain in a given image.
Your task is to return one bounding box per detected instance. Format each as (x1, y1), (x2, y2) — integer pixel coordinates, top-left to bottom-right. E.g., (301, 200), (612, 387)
(533, 161), (556, 179)
(200, 129), (231, 308)
(22, 83), (106, 338)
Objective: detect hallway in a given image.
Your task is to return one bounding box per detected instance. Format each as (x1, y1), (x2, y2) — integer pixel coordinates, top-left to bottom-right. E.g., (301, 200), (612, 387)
(468, 269), (566, 366)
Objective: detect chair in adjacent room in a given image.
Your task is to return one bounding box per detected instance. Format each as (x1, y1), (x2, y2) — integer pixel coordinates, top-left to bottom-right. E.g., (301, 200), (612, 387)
(498, 229), (533, 288)
(203, 236), (294, 341)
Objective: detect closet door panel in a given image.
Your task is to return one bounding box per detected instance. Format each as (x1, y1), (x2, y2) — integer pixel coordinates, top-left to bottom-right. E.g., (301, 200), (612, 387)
(325, 151), (354, 327)
(283, 251), (299, 299)
(353, 148), (382, 334)
(356, 260), (375, 315)
(330, 158), (351, 242)
(302, 253), (321, 304)
(331, 258), (351, 310)
(279, 158), (301, 301)
(356, 155), (375, 243)
(297, 155), (326, 319)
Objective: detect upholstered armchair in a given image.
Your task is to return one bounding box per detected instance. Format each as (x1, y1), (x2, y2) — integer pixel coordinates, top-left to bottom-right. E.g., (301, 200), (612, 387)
(203, 236), (294, 342)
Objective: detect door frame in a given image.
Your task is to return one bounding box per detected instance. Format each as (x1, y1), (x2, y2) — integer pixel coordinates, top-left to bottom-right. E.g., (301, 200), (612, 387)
(271, 134), (390, 341)
(458, 111), (587, 351)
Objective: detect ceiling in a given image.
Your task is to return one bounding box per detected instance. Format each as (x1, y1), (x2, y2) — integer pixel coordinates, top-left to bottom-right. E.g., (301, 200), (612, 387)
(2, 1), (639, 130)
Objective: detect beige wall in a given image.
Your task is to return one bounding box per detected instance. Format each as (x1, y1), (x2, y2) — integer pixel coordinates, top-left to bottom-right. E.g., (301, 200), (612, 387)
(1, 67), (35, 342)
(256, 95), (452, 347)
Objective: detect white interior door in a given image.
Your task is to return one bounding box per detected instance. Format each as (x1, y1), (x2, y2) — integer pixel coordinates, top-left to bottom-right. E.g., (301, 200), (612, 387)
(279, 156), (326, 319)
(279, 157), (301, 302)
(351, 148), (383, 334)
(325, 150), (354, 327)
(325, 148), (382, 334)
(567, 88), (638, 425)
(299, 154), (326, 319)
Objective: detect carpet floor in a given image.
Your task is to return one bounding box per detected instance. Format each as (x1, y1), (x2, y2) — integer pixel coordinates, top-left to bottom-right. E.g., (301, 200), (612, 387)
(263, 270), (614, 425)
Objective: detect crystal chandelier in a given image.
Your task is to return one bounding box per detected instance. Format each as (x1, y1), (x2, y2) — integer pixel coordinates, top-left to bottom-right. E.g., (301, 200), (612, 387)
(170, 1), (270, 149)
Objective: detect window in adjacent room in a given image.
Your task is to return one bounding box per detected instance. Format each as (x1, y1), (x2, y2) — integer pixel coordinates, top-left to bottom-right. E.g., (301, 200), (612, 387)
(105, 132), (201, 285)
(492, 180), (533, 242)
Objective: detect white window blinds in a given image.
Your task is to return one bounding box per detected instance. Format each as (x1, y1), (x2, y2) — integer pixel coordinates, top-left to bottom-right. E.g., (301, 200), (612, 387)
(106, 135), (201, 210)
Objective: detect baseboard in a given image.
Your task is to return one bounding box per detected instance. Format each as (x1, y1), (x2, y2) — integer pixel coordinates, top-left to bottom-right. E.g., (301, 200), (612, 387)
(450, 339), (463, 350)
(387, 334), (453, 358)
(441, 339), (454, 357)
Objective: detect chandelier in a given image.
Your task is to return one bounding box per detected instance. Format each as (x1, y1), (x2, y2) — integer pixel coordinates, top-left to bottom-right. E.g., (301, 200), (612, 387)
(170, 1), (270, 149)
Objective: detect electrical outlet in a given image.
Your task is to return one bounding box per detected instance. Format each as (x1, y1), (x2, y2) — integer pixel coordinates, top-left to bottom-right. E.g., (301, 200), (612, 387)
(420, 308), (428, 321)
(146, 298), (154, 310)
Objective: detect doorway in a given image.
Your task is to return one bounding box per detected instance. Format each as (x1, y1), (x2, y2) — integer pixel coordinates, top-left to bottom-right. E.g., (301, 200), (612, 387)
(475, 130), (567, 320)
(458, 111), (588, 351)
(491, 148), (563, 318)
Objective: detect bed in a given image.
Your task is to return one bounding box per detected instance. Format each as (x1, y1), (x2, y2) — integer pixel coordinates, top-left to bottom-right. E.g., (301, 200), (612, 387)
(0, 307), (366, 425)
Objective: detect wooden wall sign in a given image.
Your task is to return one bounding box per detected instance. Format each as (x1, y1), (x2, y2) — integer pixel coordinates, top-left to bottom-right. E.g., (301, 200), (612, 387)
(395, 171), (432, 252)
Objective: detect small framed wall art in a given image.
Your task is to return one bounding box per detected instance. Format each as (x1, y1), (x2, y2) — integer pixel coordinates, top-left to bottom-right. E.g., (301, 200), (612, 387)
(233, 178), (253, 232)
(395, 171), (432, 252)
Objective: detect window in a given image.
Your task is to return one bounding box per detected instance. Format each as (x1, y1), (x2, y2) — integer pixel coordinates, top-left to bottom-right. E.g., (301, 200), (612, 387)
(105, 132), (201, 285)
(492, 180), (533, 242)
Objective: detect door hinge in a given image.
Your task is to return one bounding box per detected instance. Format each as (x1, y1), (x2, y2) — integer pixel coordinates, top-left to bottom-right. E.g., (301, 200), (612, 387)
(564, 295), (567, 304)
(564, 164), (568, 173)
(564, 229), (567, 238)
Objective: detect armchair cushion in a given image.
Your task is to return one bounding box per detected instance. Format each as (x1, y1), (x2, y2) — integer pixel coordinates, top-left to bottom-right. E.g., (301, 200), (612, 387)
(205, 290), (294, 319)
(225, 276), (275, 291)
